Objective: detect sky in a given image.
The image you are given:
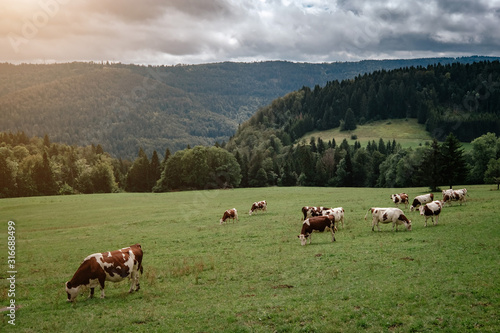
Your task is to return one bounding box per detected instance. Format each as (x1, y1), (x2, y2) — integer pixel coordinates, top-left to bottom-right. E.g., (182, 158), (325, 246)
(1, 0), (500, 65)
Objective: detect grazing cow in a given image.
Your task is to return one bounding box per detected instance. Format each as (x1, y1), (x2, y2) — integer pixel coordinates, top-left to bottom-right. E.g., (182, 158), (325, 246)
(410, 193), (434, 211)
(249, 200), (267, 215)
(391, 193), (409, 209)
(220, 208), (238, 224)
(442, 188), (467, 206)
(322, 207), (345, 228)
(297, 215), (336, 245)
(366, 207), (412, 232)
(419, 201), (443, 227)
(301, 206), (325, 220)
(65, 244), (143, 302)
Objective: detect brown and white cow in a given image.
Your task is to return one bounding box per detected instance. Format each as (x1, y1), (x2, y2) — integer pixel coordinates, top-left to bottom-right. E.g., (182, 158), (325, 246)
(366, 207), (412, 232)
(297, 215), (336, 245)
(249, 200), (267, 215)
(322, 207), (345, 228)
(65, 244), (143, 302)
(391, 193), (409, 209)
(220, 208), (238, 224)
(410, 193), (434, 211)
(419, 200), (443, 226)
(301, 206), (325, 220)
(442, 188), (467, 206)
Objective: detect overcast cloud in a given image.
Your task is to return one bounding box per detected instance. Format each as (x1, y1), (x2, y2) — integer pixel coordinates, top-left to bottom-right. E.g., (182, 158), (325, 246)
(1, 0), (499, 65)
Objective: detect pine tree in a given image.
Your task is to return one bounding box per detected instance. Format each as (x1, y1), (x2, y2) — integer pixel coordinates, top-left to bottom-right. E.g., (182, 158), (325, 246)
(419, 139), (443, 191)
(341, 108), (357, 131)
(441, 133), (467, 188)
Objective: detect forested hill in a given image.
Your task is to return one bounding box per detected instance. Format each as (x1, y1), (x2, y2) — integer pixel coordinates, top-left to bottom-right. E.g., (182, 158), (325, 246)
(1, 56), (499, 158)
(228, 60), (500, 156)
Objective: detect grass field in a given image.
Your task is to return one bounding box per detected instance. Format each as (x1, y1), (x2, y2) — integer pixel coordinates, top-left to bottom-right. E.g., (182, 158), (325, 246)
(1, 185), (499, 332)
(300, 119), (472, 151)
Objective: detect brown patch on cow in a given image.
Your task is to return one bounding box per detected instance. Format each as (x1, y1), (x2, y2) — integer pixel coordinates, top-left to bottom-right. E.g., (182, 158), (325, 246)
(382, 212), (389, 221)
(272, 284), (294, 289)
(398, 214), (410, 223)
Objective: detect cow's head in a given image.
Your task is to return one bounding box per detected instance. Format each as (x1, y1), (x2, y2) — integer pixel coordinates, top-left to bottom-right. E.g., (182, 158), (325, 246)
(65, 281), (80, 302)
(406, 220), (412, 231)
(297, 234), (309, 246)
(418, 205), (426, 216)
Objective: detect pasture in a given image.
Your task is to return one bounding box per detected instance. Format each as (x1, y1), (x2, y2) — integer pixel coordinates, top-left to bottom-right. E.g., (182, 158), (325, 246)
(300, 119), (472, 151)
(1, 185), (499, 332)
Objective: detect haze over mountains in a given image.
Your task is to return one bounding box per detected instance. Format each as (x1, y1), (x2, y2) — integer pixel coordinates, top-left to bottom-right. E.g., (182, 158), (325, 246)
(1, 56), (498, 159)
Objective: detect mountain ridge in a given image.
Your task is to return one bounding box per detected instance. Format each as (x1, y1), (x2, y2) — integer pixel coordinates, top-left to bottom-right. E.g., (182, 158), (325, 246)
(1, 56), (499, 158)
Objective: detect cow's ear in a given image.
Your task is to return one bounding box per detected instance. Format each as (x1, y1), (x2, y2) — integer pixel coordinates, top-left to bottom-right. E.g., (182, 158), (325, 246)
(66, 281), (71, 289)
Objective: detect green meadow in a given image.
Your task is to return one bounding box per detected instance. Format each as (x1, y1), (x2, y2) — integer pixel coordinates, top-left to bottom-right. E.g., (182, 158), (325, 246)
(301, 119), (472, 151)
(1, 185), (499, 332)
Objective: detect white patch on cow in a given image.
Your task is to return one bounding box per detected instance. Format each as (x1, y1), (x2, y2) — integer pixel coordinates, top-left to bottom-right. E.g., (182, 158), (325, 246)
(304, 219), (310, 226)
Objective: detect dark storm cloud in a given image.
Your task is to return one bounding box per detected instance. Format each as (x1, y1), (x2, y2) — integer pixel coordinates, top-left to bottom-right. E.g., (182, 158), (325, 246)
(1, 0), (499, 64)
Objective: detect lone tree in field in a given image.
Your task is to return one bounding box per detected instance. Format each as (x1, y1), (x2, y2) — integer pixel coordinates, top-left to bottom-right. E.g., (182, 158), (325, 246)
(341, 108), (357, 131)
(441, 133), (468, 188)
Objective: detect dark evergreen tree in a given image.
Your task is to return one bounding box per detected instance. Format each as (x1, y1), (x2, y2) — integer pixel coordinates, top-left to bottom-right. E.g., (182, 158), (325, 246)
(150, 150), (162, 189)
(419, 139), (444, 191)
(125, 148), (151, 192)
(33, 151), (57, 195)
(441, 133), (468, 188)
(341, 108), (357, 131)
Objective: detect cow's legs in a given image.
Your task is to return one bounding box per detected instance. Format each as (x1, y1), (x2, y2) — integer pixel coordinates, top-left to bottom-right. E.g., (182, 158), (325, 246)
(89, 288), (95, 298)
(129, 271), (140, 293)
(330, 229), (336, 242)
(98, 277), (106, 298)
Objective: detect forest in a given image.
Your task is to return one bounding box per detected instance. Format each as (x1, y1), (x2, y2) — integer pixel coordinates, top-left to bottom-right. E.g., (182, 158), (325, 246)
(1, 60), (500, 198)
(1, 56), (498, 159)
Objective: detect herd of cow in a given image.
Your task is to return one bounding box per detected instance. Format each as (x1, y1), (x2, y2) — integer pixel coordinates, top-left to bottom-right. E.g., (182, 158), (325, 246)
(65, 189), (467, 302)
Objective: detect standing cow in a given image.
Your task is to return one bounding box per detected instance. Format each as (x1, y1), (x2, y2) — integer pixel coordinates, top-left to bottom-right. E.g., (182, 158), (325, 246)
(366, 207), (412, 232)
(410, 193), (434, 211)
(65, 244), (143, 302)
(249, 200), (267, 215)
(442, 188), (467, 206)
(322, 207), (345, 228)
(297, 215), (336, 245)
(419, 201), (443, 226)
(301, 206), (325, 220)
(391, 193), (409, 209)
(220, 208), (238, 224)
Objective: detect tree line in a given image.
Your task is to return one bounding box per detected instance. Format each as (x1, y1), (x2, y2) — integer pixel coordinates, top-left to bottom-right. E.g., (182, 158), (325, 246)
(1, 130), (500, 198)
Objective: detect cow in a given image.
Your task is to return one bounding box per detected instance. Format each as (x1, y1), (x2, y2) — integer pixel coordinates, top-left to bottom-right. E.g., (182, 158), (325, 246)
(419, 200), (443, 227)
(410, 193), (434, 211)
(391, 193), (409, 209)
(366, 207), (412, 232)
(249, 200), (267, 215)
(322, 207), (345, 228)
(297, 215), (336, 245)
(442, 188), (467, 206)
(220, 208), (238, 224)
(301, 206), (325, 220)
(65, 244), (143, 302)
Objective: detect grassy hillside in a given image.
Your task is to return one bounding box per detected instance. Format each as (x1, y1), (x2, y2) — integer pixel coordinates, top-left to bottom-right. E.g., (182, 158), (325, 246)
(300, 119), (473, 151)
(1, 186), (498, 332)
(300, 119), (433, 149)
